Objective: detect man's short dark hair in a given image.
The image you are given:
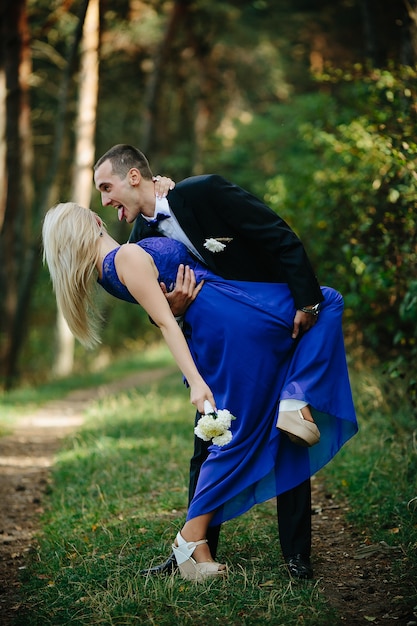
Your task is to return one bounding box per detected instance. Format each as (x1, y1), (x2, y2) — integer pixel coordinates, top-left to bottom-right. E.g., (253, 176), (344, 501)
(94, 144), (153, 180)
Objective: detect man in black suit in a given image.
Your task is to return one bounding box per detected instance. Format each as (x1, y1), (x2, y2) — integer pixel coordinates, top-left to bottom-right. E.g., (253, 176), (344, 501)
(94, 144), (324, 579)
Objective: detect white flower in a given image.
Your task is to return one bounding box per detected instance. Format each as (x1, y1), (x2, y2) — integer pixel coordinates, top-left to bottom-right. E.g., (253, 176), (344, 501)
(212, 430), (233, 447)
(214, 409), (233, 429)
(194, 414), (224, 440)
(194, 406), (236, 447)
(204, 238), (227, 253)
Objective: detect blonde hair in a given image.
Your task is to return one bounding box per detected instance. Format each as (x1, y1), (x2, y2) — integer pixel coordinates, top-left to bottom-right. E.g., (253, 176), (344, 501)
(42, 202), (104, 348)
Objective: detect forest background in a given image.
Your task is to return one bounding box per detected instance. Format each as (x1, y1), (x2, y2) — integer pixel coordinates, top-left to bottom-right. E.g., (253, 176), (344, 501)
(0, 0), (416, 408)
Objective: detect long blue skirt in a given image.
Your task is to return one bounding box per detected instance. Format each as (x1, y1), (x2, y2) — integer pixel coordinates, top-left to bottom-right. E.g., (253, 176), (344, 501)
(183, 280), (358, 526)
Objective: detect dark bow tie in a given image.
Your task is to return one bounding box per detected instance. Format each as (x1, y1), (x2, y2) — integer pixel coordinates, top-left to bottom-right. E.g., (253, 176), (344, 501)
(146, 213), (171, 227)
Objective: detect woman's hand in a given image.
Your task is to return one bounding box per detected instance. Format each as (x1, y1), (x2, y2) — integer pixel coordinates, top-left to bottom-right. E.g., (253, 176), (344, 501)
(153, 175), (175, 198)
(189, 380), (217, 415)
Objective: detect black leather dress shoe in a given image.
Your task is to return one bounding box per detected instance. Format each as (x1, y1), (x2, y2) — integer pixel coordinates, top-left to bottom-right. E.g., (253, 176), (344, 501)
(140, 552), (178, 576)
(285, 554), (313, 580)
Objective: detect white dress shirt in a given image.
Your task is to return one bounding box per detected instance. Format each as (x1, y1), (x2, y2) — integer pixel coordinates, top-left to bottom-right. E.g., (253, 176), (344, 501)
(147, 197), (204, 262)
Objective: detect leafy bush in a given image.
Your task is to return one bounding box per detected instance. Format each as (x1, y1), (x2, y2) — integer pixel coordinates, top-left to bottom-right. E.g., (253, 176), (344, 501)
(203, 66), (417, 408)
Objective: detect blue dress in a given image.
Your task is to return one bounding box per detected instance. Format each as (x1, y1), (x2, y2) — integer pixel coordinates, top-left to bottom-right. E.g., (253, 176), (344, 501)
(99, 237), (358, 527)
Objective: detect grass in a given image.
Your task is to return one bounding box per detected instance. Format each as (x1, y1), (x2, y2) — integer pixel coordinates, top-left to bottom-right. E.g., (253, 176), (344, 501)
(6, 348), (417, 624)
(321, 366), (417, 593)
(0, 343), (173, 425)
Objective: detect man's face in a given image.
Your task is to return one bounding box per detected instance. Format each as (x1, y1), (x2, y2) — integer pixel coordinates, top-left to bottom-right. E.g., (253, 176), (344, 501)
(94, 159), (141, 223)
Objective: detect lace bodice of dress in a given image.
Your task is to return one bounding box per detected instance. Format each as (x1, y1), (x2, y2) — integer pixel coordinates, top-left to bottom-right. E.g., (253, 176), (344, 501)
(98, 237), (208, 304)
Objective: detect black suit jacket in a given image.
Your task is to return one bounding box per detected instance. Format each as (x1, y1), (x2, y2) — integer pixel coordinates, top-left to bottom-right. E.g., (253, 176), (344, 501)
(129, 174), (323, 309)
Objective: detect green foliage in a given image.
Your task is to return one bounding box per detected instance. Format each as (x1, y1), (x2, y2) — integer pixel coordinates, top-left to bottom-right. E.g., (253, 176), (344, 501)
(20, 1), (415, 392)
(202, 67), (417, 406)
(22, 244), (161, 385)
(300, 68), (417, 401)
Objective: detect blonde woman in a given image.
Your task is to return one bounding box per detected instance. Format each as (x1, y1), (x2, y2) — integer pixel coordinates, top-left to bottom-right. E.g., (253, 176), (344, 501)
(42, 202), (357, 581)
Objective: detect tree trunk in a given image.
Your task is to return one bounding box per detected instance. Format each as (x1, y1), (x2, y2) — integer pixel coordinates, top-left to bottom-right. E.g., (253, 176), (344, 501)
(0, 0), (90, 389)
(0, 25), (6, 231)
(0, 0), (32, 389)
(54, 0), (100, 377)
(402, 0), (417, 65)
(140, 0), (188, 152)
(359, 0), (378, 64)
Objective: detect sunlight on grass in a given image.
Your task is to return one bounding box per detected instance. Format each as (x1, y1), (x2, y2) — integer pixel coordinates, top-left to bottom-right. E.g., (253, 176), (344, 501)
(0, 343), (174, 422)
(13, 357), (417, 625)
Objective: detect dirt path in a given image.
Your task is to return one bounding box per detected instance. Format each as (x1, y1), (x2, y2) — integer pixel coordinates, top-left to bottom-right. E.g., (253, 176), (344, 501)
(0, 369), (415, 625)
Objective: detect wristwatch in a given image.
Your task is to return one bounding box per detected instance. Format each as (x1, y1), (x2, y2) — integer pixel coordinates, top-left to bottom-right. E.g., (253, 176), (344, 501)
(300, 303), (321, 316)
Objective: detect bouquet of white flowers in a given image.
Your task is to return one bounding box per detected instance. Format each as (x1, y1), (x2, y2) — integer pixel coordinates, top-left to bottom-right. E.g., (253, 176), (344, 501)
(194, 401), (236, 447)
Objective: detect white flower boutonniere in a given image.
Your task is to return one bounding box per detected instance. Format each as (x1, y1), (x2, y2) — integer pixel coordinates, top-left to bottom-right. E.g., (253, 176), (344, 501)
(194, 401), (236, 447)
(203, 237), (232, 253)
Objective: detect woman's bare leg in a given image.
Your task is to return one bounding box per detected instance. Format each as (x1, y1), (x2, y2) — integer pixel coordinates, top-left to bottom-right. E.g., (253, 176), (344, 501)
(178, 514), (225, 566)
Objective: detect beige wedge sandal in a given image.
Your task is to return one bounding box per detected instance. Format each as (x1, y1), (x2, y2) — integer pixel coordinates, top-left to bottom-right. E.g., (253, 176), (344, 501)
(172, 532), (227, 582)
(277, 409), (320, 447)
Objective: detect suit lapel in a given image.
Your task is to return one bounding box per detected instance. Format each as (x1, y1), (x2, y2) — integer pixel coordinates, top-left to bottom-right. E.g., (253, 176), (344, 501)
(168, 191), (216, 270)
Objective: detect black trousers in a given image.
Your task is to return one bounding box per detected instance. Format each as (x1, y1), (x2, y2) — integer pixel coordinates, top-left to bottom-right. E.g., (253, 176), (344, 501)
(188, 430), (312, 560)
